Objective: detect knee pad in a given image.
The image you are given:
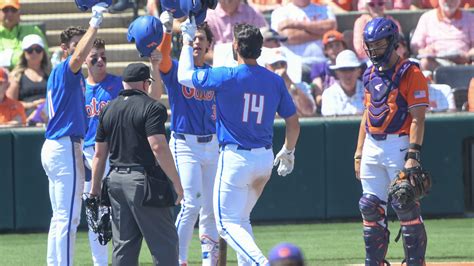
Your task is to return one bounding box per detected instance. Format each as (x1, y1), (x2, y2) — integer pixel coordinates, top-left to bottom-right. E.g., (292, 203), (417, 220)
(359, 194), (386, 224)
(359, 194), (389, 266)
(391, 197), (421, 222)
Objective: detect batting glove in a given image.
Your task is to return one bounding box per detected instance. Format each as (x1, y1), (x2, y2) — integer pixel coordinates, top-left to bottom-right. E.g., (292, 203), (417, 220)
(160, 11), (174, 34)
(180, 18), (196, 44)
(273, 146), (295, 177)
(89, 2), (108, 29)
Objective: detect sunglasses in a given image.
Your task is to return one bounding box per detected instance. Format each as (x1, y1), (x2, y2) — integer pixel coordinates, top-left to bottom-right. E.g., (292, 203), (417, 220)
(25, 46), (43, 54)
(91, 56), (107, 65)
(2, 7), (18, 13)
(368, 2), (385, 7)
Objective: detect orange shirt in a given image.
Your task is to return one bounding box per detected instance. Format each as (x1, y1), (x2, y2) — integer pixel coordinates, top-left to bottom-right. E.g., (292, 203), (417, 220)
(0, 96), (26, 124)
(364, 61), (429, 135)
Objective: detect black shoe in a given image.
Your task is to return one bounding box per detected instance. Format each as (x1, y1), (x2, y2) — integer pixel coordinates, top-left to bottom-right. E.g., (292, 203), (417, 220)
(108, 1), (134, 13)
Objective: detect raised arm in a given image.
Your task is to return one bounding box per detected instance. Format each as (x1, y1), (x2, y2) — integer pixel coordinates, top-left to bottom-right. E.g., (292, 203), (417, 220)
(69, 3), (108, 73)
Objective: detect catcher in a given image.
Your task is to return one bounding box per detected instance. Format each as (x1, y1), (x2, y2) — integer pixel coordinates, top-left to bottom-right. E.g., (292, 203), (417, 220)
(353, 17), (431, 266)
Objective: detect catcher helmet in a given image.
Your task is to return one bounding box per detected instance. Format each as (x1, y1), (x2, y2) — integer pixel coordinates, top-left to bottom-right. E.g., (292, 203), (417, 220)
(74, 0), (111, 11)
(127, 15), (164, 57)
(363, 17), (399, 67)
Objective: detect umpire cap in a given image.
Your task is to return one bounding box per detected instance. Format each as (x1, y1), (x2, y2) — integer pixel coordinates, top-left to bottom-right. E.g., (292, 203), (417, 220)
(122, 63), (153, 82)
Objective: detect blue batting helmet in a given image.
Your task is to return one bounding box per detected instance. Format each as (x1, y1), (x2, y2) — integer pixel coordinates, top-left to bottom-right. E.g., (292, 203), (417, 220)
(160, 0), (213, 25)
(127, 16), (164, 57)
(74, 0), (112, 11)
(363, 17), (399, 66)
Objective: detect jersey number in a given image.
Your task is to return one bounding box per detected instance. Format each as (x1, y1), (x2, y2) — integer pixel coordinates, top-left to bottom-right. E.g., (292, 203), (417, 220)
(242, 93), (264, 124)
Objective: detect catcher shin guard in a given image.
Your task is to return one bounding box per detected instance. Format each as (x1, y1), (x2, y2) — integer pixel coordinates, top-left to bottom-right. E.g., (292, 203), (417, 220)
(359, 194), (389, 266)
(201, 235), (219, 266)
(391, 198), (426, 265)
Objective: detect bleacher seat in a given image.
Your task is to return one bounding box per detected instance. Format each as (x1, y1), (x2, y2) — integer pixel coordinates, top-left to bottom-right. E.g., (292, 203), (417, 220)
(433, 65), (474, 110)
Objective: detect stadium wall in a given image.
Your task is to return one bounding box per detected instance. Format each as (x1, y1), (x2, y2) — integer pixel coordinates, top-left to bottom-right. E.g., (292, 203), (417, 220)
(1, 113), (473, 231)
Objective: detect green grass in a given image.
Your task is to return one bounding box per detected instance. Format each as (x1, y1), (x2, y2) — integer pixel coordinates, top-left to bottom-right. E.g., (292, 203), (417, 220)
(0, 218), (472, 265)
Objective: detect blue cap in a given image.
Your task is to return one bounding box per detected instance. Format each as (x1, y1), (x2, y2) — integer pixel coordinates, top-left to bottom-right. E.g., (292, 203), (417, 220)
(268, 243), (304, 263)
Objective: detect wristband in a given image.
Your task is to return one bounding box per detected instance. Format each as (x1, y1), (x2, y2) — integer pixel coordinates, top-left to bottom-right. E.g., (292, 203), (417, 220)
(405, 151), (421, 162)
(409, 143), (422, 151)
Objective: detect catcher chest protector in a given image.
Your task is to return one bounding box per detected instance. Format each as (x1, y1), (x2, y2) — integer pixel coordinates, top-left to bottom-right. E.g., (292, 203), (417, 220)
(359, 194), (389, 265)
(391, 187), (427, 265)
(363, 60), (417, 134)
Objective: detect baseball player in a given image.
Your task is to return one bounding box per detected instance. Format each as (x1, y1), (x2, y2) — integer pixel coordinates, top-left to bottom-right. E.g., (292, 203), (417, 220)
(178, 21), (300, 266)
(158, 12), (219, 266)
(40, 3), (108, 266)
(353, 18), (429, 265)
(82, 38), (122, 266)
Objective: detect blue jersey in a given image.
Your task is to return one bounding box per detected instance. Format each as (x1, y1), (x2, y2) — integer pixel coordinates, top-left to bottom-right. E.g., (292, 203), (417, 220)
(162, 60), (216, 135)
(84, 74), (123, 148)
(45, 56), (87, 140)
(192, 64), (296, 148)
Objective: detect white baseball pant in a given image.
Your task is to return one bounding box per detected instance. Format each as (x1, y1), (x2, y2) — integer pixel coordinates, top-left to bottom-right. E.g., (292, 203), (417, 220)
(83, 146), (109, 266)
(170, 132), (219, 265)
(360, 134), (409, 204)
(41, 137), (85, 266)
(214, 144), (273, 266)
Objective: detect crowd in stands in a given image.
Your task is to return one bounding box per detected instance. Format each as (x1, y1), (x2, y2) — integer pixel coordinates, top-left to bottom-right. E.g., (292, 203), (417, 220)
(0, 0), (473, 127)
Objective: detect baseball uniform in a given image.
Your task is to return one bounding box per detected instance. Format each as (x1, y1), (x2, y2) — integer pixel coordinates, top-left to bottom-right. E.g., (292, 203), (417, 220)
(83, 73), (123, 266)
(161, 58), (219, 266)
(41, 56), (87, 266)
(191, 64), (296, 266)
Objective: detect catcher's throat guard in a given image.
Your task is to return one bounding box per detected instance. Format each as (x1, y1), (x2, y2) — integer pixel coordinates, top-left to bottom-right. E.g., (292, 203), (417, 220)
(389, 166), (432, 205)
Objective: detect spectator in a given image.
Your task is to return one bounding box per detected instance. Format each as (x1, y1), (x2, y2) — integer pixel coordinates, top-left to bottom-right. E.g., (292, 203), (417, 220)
(0, 0), (49, 70)
(0, 67), (26, 127)
(271, 0), (337, 82)
(410, 0), (474, 72)
(311, 30), (347, 108)
(358, 0), (415, 10)
(205, 0), (267, 65)
(396, 33), (410, 60)
(428, 83), (456, 112)
(248, 0), (286, 13)
(353, 0), (402, 61)
(268, 242), (305, 266)
(7, 34), (49, 118)
(262, 47), (317, 117)
(321, 0), (358, 13)
(416, 0), (474, 9)
(261, 27), (288, 48)
(321, 50), (365, 116)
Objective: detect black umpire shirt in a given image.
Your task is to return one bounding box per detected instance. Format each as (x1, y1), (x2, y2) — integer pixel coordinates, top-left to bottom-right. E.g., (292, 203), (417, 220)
(96, 89), (168, 167)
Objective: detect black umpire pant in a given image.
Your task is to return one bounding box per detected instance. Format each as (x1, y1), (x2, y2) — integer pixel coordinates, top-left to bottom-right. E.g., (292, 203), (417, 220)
(108, 169), (178, 266)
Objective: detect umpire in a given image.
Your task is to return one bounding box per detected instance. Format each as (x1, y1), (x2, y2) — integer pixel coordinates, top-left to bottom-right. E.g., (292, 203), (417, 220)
(89, 62), (183, 266)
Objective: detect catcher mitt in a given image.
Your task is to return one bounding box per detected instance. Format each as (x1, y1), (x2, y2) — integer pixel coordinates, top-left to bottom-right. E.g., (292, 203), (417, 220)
(388, 166), (432, 206)
(83, 193), (112, 245)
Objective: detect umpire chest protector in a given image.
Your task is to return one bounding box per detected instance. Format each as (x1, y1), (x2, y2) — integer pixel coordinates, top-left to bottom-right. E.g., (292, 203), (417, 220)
(363, 60), (418, 134)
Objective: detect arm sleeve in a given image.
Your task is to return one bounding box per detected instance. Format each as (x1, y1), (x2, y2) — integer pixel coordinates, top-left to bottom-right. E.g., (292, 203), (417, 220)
(191, 67), (233, 91)
(177, 45), (196, 88)
(145, 102), (168, 137)
(158, 33), (173, 74)
(277, 79), (297, 118)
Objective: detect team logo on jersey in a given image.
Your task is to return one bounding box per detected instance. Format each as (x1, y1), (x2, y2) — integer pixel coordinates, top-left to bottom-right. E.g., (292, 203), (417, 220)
(182, 85), (214, 101)
(85, 97), (109, 118)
